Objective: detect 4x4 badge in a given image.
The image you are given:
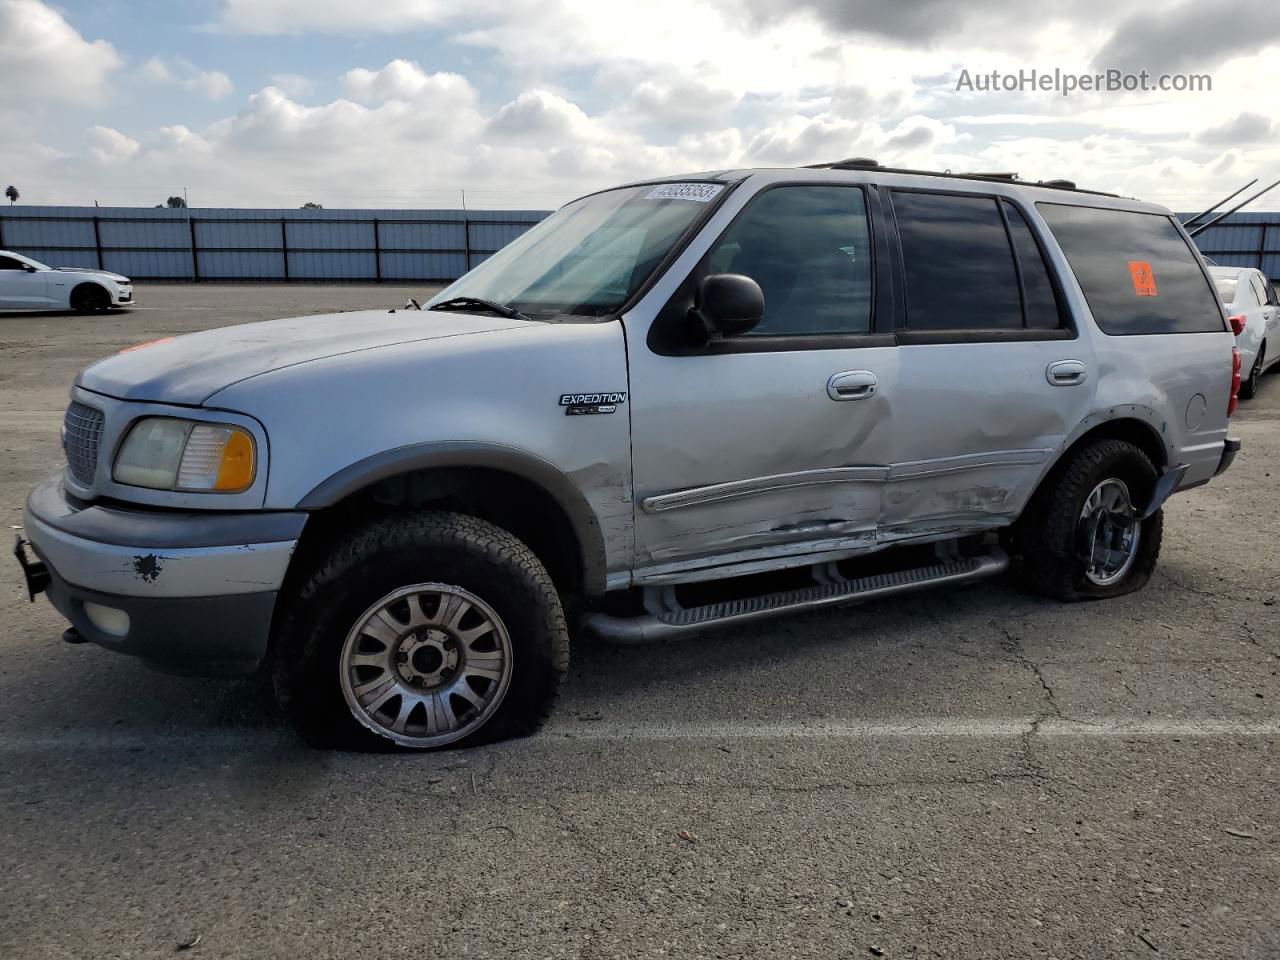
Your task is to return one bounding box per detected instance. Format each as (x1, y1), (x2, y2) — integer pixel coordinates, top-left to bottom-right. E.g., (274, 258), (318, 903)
(560, 392), (626, 416)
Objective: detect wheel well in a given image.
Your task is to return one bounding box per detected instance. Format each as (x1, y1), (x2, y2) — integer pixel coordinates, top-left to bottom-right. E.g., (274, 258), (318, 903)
(1032, 417), (1167, 504)
(1069, 418), (1168, 471)
(71, 282), (108, 304)
(294, 466), (586, 597)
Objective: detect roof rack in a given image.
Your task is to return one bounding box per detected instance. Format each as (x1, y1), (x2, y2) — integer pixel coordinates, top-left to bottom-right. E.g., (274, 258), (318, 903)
(802, 159), (1112, 197)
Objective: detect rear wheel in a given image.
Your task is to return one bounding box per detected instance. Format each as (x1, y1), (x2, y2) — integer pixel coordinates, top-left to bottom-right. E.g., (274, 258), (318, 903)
(1017, 439), (1163, 601)
(274, 511), (570, 750)
(70, 284), (110, 313)
(1240, 346), (1264, 399)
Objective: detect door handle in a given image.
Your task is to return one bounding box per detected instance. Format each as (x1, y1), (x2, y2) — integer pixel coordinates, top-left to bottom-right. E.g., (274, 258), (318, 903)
(827, 370), (878, 401)
(1046, 360), (1088, 387)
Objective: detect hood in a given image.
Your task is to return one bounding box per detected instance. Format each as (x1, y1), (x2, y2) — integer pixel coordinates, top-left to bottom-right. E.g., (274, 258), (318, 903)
(77, 308), (529, 405)
(54, 267), (130, 282)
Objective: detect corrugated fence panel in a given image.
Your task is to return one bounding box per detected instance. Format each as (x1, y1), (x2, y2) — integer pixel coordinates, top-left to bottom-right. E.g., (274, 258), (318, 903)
(22, 248), (100, 269)
(1183, 212), (1280, 281)
(199, 251), (286, 280)
(287, 221), (376, 251)
(99, 219), (192, 250)
(468, 222), (535, 252)
(380, 251), (469, 280)
(0, 205), (549, 281)
(378, 221), (466, 250)
(288, 251), (378, 279)
(196, 220), (283, 249)
(1, 218), (97, 249)
(105, 250), (196, 277)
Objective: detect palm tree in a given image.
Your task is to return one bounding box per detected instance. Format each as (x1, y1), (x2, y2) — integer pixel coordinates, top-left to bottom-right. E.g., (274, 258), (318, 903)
(4, 186), (17, 205)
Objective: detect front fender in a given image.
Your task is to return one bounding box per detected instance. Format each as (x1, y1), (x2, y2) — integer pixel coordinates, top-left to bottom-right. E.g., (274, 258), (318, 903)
(297, 441), (610, 594)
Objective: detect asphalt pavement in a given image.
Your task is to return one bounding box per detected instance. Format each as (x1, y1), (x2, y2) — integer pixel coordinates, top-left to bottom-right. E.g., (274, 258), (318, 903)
(1, 284), (1277, 959)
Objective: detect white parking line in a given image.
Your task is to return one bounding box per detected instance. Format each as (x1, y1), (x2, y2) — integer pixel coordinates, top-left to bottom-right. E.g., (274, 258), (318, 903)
(0, 717), (1276, 751)
(553, 717), (1280, 740)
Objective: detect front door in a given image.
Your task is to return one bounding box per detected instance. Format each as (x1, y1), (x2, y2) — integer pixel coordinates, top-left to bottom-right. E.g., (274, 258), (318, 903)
(626, 183), (900, 583)
(0, 256), (48, 308)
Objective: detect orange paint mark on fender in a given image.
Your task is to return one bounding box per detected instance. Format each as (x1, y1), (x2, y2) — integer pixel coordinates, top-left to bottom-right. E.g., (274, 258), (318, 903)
(119, 336), (174, 353)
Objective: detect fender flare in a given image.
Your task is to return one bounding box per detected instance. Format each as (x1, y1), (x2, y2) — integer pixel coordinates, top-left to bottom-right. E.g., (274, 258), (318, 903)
(296, 441), (610, 594)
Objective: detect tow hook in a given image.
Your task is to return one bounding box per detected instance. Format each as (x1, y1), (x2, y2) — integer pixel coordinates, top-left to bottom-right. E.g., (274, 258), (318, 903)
(13, 536), (50, 602)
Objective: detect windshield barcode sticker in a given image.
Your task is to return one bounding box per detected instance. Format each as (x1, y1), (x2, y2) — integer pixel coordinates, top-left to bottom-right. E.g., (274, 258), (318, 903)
(644, 183), (724, 203)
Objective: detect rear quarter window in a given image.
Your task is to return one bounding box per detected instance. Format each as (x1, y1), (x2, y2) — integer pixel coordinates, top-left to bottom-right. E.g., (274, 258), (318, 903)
(1036, 203), (1223, 335)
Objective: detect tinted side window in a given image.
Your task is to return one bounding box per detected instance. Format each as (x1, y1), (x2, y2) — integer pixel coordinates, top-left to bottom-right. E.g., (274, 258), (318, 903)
(0, 256), (24, 270)
(705, 185), (872, 336)
(1268, 281), (1280, 306)
(891, 192), (1022, 331)
(1250, 273), (1269, 306)
(1036, 203), (1222, 335)
(1002, 201), (1063, 329)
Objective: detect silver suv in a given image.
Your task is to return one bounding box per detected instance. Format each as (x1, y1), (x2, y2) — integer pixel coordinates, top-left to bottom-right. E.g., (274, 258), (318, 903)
(16, 161), (1241, 750)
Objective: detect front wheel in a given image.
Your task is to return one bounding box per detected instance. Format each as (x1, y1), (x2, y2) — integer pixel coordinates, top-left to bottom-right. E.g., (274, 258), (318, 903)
(70, 284), (110, 313)
(1017, 439), (1163, 601)
(274, 511), (570, 750)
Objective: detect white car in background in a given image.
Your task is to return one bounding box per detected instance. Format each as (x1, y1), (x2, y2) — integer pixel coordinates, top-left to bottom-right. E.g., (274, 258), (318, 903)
(0, 250), (133, 313)
(1208, 264), (1280, 399)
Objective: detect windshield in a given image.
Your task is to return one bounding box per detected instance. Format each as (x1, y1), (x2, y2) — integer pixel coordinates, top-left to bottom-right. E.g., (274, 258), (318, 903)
(1212, 275), (1238, 304)
(426, 182), (724, 318)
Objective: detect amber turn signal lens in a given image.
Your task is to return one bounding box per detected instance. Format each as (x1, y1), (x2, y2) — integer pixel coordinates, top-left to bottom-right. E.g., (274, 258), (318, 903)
(214, 429), (255, 491)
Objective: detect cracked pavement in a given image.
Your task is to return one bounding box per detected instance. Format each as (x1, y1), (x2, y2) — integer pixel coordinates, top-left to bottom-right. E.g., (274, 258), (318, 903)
(2, 285), (1278, 959)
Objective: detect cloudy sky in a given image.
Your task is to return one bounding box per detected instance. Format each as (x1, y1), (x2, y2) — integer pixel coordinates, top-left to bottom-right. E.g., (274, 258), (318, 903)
(2, 0), (1279, 210)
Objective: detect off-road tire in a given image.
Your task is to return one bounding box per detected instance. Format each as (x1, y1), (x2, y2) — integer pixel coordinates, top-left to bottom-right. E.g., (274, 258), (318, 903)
(273, 511), (569, 750)
(1017, 439), (1163, 601)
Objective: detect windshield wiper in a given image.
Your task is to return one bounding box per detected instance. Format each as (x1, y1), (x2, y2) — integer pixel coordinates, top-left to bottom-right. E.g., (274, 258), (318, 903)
(427, 296), (533, 322)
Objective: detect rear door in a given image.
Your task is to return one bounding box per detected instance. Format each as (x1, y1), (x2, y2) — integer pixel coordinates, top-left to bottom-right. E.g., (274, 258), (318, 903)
(875, 189), (1095, 538)
(1035, 202), (1232, 486)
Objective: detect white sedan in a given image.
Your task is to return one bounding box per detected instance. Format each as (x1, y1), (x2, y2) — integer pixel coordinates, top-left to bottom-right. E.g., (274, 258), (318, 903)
(1208, 264), (1280, 399)
(0, 250), (133, 313)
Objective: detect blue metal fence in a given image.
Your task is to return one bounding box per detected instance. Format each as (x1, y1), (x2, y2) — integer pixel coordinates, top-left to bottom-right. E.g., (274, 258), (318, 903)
(4, 203), (1270, 283)
(0, 206), (551, 281)
(1180, 212), (1280, 281)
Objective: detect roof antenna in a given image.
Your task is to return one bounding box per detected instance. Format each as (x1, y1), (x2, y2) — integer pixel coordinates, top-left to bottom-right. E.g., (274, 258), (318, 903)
(1188, 177), (1280, 239)
(1182, 178), (1258, 229)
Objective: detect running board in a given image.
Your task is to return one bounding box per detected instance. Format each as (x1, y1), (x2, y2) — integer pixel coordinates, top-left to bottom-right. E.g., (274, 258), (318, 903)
(584, 548), (1009, 645)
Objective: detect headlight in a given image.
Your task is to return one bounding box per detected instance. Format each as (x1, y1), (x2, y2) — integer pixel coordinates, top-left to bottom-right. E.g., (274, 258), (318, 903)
(113, 418), (256, 492)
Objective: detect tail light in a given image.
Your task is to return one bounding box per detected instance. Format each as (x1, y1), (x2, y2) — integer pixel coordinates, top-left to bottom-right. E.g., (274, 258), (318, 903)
(1228, 346), (1241, 417)
(1228, 314), (1247, 336)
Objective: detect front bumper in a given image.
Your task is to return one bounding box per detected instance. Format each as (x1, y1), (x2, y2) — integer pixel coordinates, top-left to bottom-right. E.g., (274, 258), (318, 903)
(18, 475), (306, 675)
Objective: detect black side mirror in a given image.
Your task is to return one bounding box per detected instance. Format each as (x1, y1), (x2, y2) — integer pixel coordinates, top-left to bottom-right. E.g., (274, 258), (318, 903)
(691, 273), (764, 340)
(24, 265), (36, 273)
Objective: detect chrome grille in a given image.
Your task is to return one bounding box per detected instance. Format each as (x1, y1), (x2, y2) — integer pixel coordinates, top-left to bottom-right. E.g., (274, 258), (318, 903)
(63, 401), (105, 485)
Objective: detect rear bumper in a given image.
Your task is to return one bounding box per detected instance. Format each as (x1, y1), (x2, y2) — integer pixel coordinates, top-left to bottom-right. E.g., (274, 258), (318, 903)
(1215, 437), (1241, 477)
(19, 475), (305, 675)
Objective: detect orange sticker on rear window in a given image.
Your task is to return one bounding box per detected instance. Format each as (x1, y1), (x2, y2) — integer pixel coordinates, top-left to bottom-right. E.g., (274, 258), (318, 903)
(1128, 260), (1157, 296)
